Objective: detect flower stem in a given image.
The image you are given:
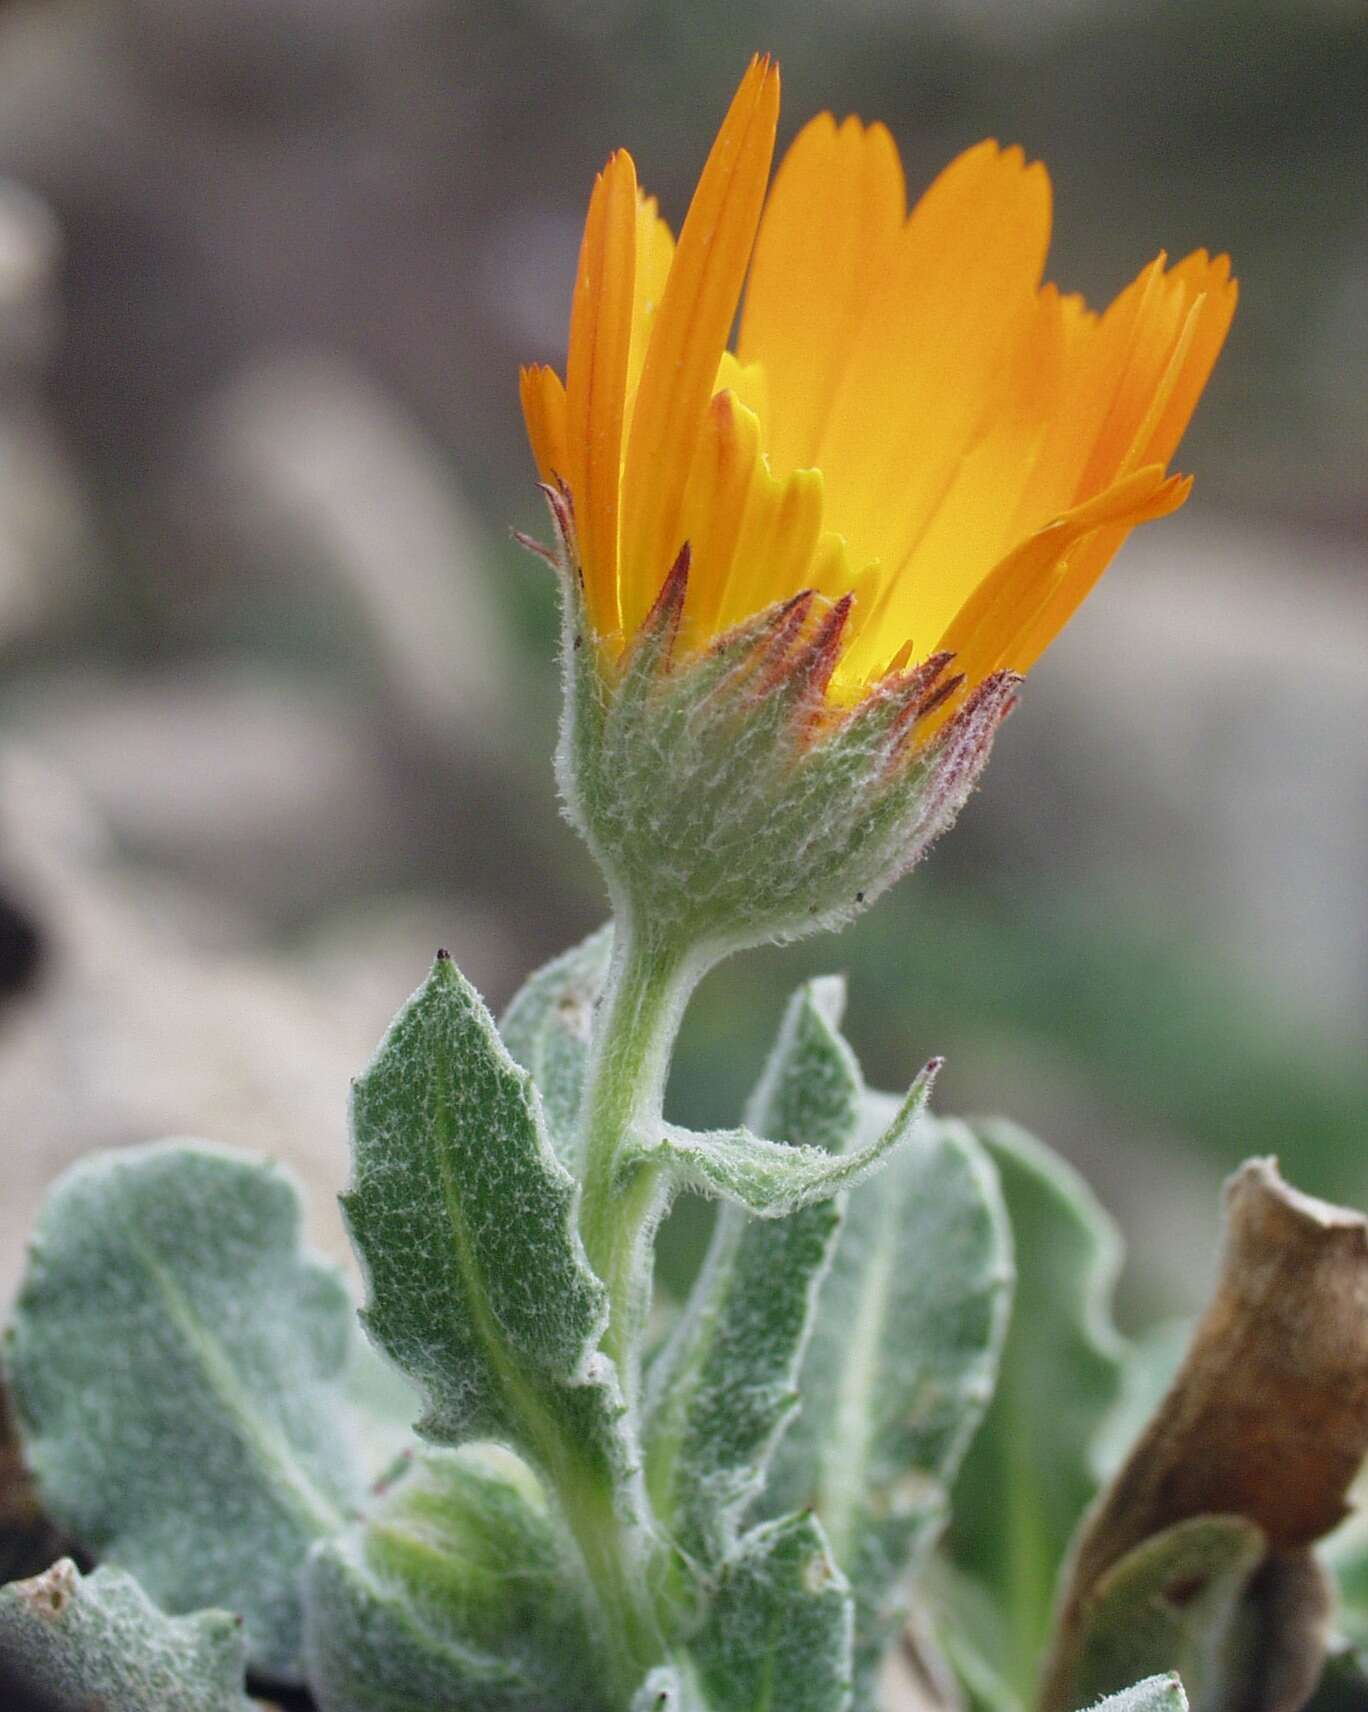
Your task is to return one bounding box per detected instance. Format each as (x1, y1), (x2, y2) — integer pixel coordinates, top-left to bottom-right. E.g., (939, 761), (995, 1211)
(552, 918), (700, 1701)
(577, 918), (698, 1400)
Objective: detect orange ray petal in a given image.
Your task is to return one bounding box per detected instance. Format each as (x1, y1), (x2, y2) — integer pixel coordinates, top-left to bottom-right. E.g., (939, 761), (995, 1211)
(937, 464), (1190, 686)
(813, 141), (1053, 590)
(626, 191), (676, 405)
(674, 390), (763, 648)
(519, 363), (568, 486)
(738, 112), (906, 476)
(712, 466), (830, 637)
(859, 281), (1070, 665)
(1138, 252), (1238, 471)
(565, 148), (639, 635)
(619, 55), (781, 637)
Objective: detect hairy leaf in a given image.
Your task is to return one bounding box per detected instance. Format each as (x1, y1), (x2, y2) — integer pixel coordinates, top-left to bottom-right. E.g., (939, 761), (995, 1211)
(5, 1141), (362, 1680)
(688, 1512), (854, 1712)
(644, 978), (858, 1579)
(344, 951), (632, 1490)
(639, 1055), (938, 1218)
(745, 975), (867, 1155)
(768, 1102), (1012, 1709)
(940, 1119), (1127, 1709)
(0, 1559), (252, 1711)
(305, 1443), (608, 1712)
(499, 924), (613, 1170)
(1090, 1675), (1190, 1712)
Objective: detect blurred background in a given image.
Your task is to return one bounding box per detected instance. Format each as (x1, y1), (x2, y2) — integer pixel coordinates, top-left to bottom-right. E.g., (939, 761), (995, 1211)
(0, 0), (1363, 1326)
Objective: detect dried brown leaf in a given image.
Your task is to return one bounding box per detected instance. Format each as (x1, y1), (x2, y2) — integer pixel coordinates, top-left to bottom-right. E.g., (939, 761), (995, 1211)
(1043, 1159), (1368, 1712)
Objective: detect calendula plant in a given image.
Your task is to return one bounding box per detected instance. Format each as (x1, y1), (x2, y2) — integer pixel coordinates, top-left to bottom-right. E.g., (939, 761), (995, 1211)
(5, 51), (1368, 1712)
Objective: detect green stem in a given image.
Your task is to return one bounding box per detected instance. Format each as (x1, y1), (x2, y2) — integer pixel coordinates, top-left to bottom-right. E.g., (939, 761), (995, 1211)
(552, 1443), (665, 1700)
(577, 918), (699, 1396)
(542, 915), (704, 1703)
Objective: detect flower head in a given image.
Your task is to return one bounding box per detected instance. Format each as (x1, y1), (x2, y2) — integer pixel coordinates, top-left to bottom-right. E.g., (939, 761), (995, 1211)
(520, 56), (1235, 952)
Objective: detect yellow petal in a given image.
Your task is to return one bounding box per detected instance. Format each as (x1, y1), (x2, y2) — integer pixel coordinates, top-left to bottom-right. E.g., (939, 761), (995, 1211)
(672, 388), (831, 644)
(526, 65), (1236, 713)
(714, 462), (829, 636)
(845, 282), (1069, 677)
(813, 141), (1052, 588)
(714, 350), (770, 433)
(626, 191), (676, 405)
(619, 55), (781, 636)
(938, 464), (1191, 685)
(519, 363), (568, 487)
(674, 390), (763, 648)
(1137, 251), (1238, 471)
(565, 149), (639, 635)
(739, 112), (906, 476)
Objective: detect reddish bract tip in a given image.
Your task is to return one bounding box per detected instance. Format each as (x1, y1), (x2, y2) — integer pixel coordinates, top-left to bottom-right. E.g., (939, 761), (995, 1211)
(751, 589), (819, 691)
(511, 527), (557, 566)
(792, 594), (854, 703)
(640, 542), (692, 661)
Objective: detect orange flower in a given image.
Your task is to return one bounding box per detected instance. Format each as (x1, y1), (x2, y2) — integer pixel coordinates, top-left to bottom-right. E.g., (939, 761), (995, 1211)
(521, 55), (1235, 706)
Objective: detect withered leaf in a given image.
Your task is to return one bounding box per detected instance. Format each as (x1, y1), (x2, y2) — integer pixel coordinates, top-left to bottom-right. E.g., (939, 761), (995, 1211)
(1042, 1159), (1368, 1712)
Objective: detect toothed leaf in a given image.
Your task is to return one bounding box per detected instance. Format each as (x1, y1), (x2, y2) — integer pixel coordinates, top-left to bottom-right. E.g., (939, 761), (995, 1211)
(5, 1141), (362, 1680)
(344, 953), (633, 1493)
(0, 1560), (253, 1711)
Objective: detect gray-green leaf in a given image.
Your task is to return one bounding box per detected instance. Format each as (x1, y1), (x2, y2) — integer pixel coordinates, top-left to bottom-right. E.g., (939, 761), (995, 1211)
(768, 1103), (1012, 1710)
(640, 1056), (939, 1219)
(1088, 1674), (1190, 1712)
(688, 1512), (854, 1712)
(0, 1559), (252, 1712)
(305, 1443), (609, 1712)
(745, 975), (866, 1156)
(644, 978), (859, 1581)
(499, 924), (613, 1171)
(940, 1118), (1128, 1708)
(344, 951), (630, 1487)
(5, 1141), (362, 1680)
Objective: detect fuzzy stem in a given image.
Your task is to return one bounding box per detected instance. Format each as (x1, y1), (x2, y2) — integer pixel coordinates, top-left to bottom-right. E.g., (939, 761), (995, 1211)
(548, 917), (702, 1701)
(551, 1447), (666, 1700)
(577, 917), (700, 1403)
